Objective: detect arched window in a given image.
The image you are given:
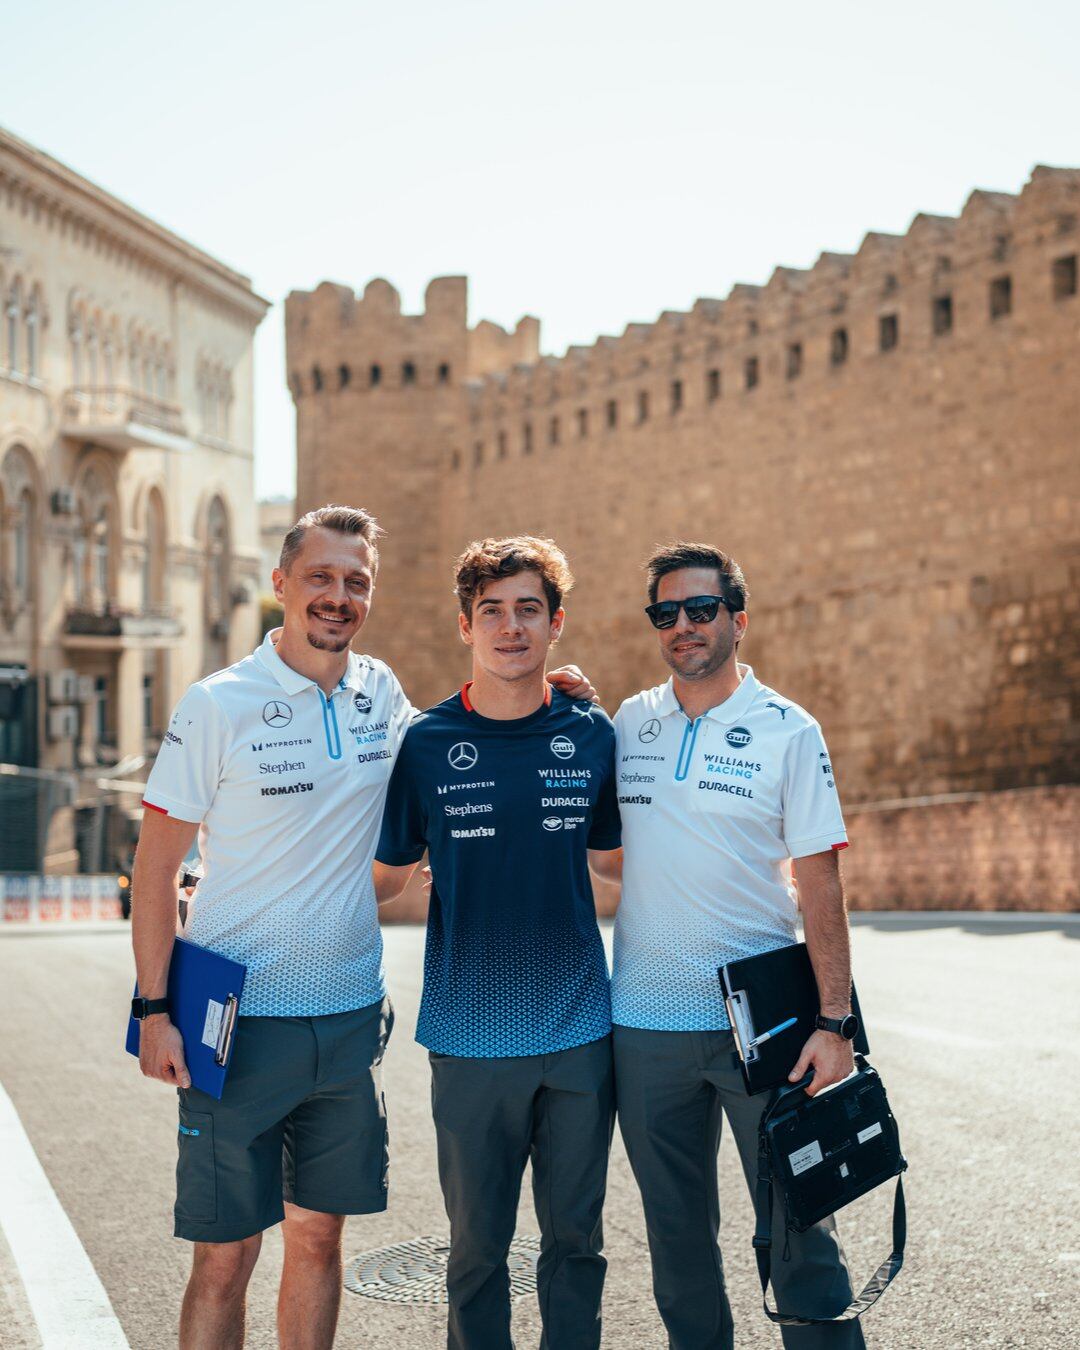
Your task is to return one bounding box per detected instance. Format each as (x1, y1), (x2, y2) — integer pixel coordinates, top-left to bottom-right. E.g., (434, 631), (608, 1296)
(220, 371), (232, 441)
(91, 503), (109, 601)
(204, 496), (231, 672)
(25, 289), (40, 379)
(86, 320), (99, 389)
(77, 466), (116, 610)
(6, 281), (22, 373)
(142, 489), (167, 611)
(103, 333), (115, 389)
(128, 333), (140, 390)
(14, 488), (32, 603)
(71, 314), (83, 384)
(0, 448), (37, 619)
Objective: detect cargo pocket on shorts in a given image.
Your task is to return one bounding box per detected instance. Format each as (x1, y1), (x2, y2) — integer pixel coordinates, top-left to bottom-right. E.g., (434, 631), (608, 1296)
(175, 1108), (217, 1223)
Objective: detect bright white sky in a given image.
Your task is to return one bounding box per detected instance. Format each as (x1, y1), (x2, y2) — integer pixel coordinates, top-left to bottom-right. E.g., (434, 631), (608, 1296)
(7, 1), (1079, 497)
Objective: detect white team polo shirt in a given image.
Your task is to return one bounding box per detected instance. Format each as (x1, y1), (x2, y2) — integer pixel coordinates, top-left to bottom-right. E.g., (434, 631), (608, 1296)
(611, 664), (848, 1032)
(142, 629), (412, 1017)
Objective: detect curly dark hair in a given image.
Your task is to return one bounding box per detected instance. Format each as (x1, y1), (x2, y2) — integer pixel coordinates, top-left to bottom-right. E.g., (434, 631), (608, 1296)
(453, 536), (574, 617)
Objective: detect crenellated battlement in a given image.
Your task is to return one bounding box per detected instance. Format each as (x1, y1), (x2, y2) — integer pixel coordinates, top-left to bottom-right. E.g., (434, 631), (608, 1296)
(292, 164), (1080, 816)
(456, 166), (1080, 435)
(285, 274), (540, 400)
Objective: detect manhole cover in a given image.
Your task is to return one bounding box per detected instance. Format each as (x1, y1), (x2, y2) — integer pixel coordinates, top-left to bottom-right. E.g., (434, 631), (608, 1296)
(344, 1234), (541, 1305)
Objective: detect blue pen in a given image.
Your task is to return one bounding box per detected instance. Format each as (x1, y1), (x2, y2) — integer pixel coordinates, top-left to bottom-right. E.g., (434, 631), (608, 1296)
(753, 1016), (797, 1047)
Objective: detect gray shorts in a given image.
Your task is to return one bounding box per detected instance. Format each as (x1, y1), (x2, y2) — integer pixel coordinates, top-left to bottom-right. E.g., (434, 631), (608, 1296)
(174, 997), (393, 1243)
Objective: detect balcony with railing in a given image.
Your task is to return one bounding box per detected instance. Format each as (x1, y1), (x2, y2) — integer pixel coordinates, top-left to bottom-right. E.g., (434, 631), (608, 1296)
(60, 387), (190, 453)
(62, 603), (183, 649)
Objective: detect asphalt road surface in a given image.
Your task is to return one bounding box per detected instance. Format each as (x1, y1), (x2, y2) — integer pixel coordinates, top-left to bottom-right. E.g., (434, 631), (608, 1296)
(0, 916), (1077, 1350)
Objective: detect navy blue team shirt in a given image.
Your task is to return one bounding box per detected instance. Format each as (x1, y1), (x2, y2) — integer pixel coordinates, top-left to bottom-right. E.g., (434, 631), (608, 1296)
(376, 683), (621, 1057)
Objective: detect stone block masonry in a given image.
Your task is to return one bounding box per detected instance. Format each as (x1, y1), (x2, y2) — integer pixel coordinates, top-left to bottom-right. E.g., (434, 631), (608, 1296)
(288, 167), (1080, 909)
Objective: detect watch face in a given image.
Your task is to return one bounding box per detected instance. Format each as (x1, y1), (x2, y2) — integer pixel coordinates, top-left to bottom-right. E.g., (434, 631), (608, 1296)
(131, 997), (145, 1019)
(841, 1014), (859, 1041)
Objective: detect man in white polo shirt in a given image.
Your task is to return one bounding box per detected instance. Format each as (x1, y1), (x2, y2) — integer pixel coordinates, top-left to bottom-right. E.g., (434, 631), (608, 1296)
(595, 541), (865, 1350)
(131, 503), (595, 1350)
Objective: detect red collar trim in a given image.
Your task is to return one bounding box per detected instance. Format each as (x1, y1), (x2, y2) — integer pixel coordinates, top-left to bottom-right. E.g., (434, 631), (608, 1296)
(460, 681), (552, 712)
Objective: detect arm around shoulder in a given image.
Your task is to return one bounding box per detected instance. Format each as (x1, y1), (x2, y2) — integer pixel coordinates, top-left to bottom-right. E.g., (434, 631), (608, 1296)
(372, 859), (420, 904)
(588, 847), (623, 883)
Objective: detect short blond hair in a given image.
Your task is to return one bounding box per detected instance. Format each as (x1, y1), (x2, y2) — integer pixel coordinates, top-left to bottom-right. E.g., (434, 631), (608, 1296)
(279, 504), (383, 573)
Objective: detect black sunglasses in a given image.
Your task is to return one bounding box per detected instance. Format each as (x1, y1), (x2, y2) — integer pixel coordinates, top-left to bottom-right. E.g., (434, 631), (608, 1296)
(644, 594), (738, 630)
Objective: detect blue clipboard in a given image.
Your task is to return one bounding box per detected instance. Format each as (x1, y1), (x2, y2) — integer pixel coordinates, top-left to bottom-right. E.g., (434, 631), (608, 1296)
(126, 936), (246, 1100)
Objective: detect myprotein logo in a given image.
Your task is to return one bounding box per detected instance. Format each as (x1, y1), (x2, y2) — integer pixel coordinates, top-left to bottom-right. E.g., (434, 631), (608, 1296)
(436, 779), (494, 795)
(550, 736), (575, 760)
(251, 738), (311, 752)
(725, 726), (753, 748)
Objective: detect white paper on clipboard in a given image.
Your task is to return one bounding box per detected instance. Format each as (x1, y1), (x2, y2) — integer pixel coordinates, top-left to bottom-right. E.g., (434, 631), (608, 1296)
(725, 989), (760, 1063)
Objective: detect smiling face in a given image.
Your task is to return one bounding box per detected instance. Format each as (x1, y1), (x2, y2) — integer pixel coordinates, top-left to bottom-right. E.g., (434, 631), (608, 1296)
(272, 526), (375, 654)
(458, 569), (564, 683)
(656, 566), (747, 681)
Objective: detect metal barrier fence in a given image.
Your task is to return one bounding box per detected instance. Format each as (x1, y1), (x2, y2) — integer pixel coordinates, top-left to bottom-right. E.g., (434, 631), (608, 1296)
(0, 874), (122, 924)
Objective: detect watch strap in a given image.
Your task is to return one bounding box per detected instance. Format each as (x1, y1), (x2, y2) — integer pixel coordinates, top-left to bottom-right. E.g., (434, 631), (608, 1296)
(815, 1012), (857, 1038)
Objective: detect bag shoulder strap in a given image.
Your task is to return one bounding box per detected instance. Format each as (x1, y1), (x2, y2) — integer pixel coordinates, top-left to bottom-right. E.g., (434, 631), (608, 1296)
(753, 1148), (906, 1325)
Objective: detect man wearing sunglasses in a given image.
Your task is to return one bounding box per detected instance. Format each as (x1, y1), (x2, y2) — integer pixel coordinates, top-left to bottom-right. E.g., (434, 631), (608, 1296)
(592, 541), (864, 1349)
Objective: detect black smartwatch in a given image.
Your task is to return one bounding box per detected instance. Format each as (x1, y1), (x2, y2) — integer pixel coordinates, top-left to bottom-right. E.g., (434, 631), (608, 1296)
(815, 1012), (859, 1041)
(131, 996), (170, 1020)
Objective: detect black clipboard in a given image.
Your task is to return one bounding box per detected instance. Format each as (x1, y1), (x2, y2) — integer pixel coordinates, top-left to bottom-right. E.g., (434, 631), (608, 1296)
(719, 941), (869, 1095)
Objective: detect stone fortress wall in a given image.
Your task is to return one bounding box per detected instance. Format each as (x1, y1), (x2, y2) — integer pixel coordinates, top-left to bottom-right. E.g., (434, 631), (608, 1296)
(287, 167), (1080, 908)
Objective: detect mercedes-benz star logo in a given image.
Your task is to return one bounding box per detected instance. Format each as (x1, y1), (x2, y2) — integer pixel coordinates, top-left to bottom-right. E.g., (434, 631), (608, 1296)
(262, 700), (293, 728)
(448, 742), (478, 771)
(638, 718), (661, 744)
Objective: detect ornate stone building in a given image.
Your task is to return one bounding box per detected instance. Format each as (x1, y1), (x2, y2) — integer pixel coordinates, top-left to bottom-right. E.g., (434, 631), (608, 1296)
(288, 167), (1080, 908)
(0, 127), (269, 871)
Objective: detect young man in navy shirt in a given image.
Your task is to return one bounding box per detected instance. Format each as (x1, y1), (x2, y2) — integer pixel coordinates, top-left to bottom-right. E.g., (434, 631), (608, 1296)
(374, 536), (621, 1350)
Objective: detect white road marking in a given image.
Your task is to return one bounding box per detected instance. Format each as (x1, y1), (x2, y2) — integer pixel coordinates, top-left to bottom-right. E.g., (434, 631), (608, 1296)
(0, 1082), (129, 1348)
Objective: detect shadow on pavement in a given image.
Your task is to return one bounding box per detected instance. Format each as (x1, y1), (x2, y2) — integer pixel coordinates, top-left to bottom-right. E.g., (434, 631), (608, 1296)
(850, 913), (1080, 939)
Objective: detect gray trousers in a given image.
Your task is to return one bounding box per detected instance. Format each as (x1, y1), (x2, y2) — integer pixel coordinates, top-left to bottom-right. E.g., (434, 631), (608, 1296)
(429, 1035), (615, 1350)
(613, 1025), (867, 1350)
